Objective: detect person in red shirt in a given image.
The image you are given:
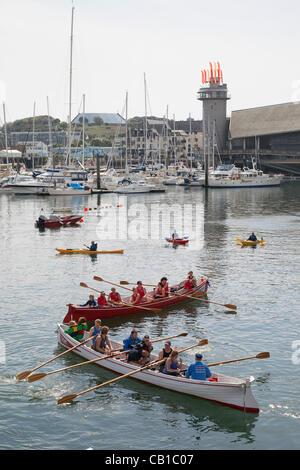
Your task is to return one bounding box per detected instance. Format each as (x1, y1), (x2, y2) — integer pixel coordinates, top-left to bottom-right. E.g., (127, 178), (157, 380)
(108, 287), (122, 305)
(154, 282), (165, 298)
(130, 287), (141, 305)
(136, 281), (147, 302)
(183, 271), (197, 290)
(97, 291), (108, 307)
(160, 277), (169, 296)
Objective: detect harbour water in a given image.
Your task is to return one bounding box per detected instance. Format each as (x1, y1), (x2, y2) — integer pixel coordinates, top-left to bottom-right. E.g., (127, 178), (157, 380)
(1, 183), (300, 450)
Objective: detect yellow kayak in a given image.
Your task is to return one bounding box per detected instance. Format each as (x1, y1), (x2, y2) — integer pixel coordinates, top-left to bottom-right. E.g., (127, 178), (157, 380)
(56, 248), (124, 254)
(236, 238), (266, 246)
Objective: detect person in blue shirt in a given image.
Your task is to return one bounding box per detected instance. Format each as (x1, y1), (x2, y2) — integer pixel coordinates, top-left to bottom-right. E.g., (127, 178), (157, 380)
(185, 353), (212, 381)
(80, 294), (98, 307)
(123, 329), (143, 362)
(248, 232), (257, 242)
(89, 241), (98, 251)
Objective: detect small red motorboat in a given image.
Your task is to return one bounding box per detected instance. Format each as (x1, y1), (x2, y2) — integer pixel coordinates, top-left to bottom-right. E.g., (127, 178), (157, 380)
(165, 237), (189, 245)
(35, 214), (83, 229)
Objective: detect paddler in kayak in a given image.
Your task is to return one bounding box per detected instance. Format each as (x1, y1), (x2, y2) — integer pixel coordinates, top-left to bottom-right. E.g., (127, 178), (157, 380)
(83, 241), (98, 251)
(108, 287), (122, 305)
(248, 232), (257, 242)
(171, 229), (179, 240)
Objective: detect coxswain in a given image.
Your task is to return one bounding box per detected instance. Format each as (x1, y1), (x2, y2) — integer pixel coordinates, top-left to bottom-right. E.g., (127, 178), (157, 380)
(248, 232), (257, 242)
(97, 291), (108, 307)
(94, 326), (112, 354)
(130, 287), (141, 305)
(108, 287), (122, 304)
(65, 317), (88, 341)
(79, 294), (97, 307)
(136, 281), (147, 302)
(160, 277), (169, 296)
(185, 353), (212, 381)
(88, 319), (102, 348)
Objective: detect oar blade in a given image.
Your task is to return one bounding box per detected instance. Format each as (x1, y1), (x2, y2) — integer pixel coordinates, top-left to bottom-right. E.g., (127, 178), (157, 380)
(80, 282), (88, 288)
(120, 281), (130, 285)
(179, 332), (188, 337)
(256, 352), (270, 359)
(93, 276), (103, 282)
(57, 394), (78, 405)
(198, 339), (208, 346)
(16, 370), (32, 381)
(225, 304), (237, 310)
(27, 373), (47, 383)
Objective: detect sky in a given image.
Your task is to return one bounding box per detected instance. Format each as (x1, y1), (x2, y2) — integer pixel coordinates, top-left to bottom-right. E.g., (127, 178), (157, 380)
(1, 0), (300, 124)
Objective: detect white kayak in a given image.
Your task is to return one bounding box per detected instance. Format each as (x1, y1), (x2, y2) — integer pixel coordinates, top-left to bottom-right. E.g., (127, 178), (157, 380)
(57, 324), (260, 413)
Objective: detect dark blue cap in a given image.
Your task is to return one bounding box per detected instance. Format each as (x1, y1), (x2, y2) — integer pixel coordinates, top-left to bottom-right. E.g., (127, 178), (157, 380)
(195, 353), (203, 360)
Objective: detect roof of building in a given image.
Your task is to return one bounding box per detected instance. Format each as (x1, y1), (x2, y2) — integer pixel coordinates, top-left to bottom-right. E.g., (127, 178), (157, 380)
(229, 102), (300, 139)
(175, 120), (203, 133)
(72, 113), (125, 125)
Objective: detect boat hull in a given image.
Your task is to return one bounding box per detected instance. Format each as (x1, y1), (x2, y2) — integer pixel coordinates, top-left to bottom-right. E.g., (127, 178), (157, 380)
(63, 278), (209, 323)
(240, 239), (265, 246)
(56, 248), (124, 254)
(166, 238), (189, 245)
(56, 324), (259, 413)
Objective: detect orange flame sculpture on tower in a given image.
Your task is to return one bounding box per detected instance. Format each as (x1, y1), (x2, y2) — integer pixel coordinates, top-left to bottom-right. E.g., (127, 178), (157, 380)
(201, 62), (223, 84)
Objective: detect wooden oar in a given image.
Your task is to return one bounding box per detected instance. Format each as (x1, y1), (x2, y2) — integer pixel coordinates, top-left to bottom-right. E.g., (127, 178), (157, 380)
(80, 282), (162, 314)
(15, 334), (97, 381)
(174, 291), (237, 311)
(57, 339), (208, 404)
(120, 281), (156, 287)
(207, 352), (270, 367)
(28, 332), (189, 383)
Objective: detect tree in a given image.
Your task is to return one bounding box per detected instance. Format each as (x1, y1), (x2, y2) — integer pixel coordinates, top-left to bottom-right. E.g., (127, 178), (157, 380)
(93, 116), (104, 126)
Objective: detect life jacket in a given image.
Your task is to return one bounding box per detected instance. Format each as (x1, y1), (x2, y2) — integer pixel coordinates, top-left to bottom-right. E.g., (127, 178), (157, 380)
(98, 295), (107, 306)
(109, 292), (120, 302)
(156, 285), (164, 296)
(69, 323), (87, 338)
(184, 279), (194, 290)
(137, 285), (146, 298)
(162, 283), (169, 294)
(131, 293), (141, 304)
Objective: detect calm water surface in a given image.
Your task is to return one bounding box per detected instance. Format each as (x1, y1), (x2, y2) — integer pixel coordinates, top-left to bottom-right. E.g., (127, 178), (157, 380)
(0, 183), (300, 450)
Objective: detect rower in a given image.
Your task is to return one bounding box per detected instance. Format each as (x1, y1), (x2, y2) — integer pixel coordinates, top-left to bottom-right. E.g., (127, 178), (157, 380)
(88, 319), (102, 348)
(157, 340), (172, 372)
(65, 317), (88, 341)
(163, 349), (183, 376)
(123, 329), (143, 362)
(108, 287), (122, 304)
(160, 277), (169, 296)
(80, 294), (97, 308)
(154, 282), (165, 298)
(97, 291), (108, 307)
(248, 232), (257, 241)
(130, 287), (141, 305)
(94, 326), (112, 354)
(183, 271), (197, 290)
(185, 353), (212, 381)
(136, 281), (147, 301)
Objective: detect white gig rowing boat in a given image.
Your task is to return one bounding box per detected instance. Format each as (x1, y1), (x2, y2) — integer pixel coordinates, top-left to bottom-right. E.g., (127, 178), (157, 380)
(57, 324), (260, 413)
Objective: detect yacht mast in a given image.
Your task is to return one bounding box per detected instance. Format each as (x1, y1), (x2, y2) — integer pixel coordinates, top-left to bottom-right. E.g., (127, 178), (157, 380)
(144, 72), (147, 166)
(2, 103), (8, 165)
(67, 6), (75, 167)
(47, 96), (53, 168)
(32, 101), (36, 170)
(82, 93), (85, 168)
(125, 90), (128, 173)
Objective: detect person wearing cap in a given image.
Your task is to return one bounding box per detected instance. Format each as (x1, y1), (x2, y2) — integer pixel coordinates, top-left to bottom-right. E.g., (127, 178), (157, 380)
(65, 317), (88, 341)
(123, 329), (143, 362)
(185, 353), (212, 381)
(97, 291), (108, 307)
(157, 340), (173, 372)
